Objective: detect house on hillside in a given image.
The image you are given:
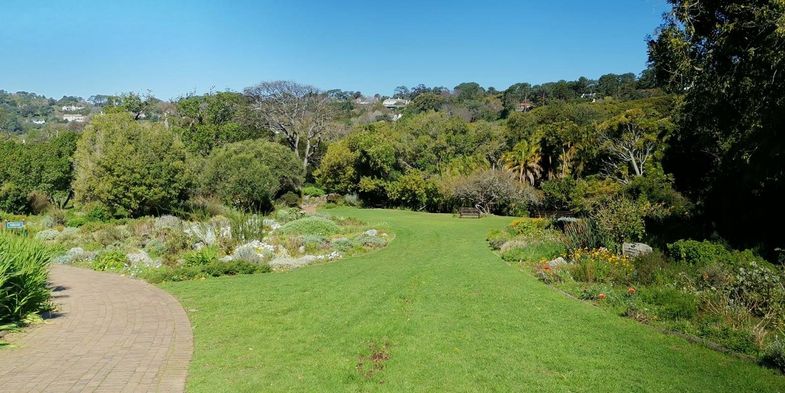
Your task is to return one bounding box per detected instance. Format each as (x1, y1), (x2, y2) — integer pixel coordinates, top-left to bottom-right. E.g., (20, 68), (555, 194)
(31, 119), (46, 125)
(382, 98), (410, 109)
(516, 100), (535, 112)
(61, 105), (85, 112)
(63, 114), (86, 122)
(354, 96), (379, 105)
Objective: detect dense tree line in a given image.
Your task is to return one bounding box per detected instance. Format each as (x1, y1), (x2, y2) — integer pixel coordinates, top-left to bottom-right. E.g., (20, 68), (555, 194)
(0, 0), (781, 258)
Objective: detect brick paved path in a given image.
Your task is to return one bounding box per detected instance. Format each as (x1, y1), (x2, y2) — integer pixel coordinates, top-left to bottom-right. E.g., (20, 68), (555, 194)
(0, 265), (192, 392)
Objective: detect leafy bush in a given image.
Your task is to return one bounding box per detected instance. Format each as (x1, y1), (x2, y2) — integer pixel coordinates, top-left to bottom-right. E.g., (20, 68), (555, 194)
(141, 260), (268, 284)
(35, 229), (60, 241)
(562, 219), (603, 252)
(278, 191), (301, 208)
(301, 185), (326, 197)
(667, 240), (731, 266)
(0, 233), (52, 323)
(589, 196), (646, 251)
(508, 218), (550, 236)
(92, 251), (128, 271)
(569, 248), (633, 284)
(278, 216), (340, 236)
(730, 261), (785, 318)
(73, 113), (191, 217)
(632, 250), (669, 285)
(640, 287), (698, 320)
(486, 229), (513, 250)
(501, 240), (565, 263)
(183, 247), (220, 267)
(202, 140), (303, 211)
(354, 234), (387, 248)
(760, 337), (785, 372)
(541, 177), (577, 211)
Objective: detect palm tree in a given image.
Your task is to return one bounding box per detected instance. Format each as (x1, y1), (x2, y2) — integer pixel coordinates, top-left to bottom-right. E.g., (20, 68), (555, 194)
(502, 140), (543, 185)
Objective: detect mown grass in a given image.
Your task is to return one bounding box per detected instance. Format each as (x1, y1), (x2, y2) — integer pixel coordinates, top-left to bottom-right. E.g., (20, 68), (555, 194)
(164, 208), (785, 392)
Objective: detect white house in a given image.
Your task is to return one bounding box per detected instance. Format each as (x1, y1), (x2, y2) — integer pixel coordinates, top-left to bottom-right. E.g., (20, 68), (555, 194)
(31, 119), (46, 125)
(382, 98), (410, 109)
(61, 105), (85, 112)
(63, 114), (86, 122)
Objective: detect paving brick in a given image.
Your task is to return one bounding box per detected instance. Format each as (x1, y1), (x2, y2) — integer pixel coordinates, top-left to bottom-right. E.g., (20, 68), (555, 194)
(0, 265), (193, 392)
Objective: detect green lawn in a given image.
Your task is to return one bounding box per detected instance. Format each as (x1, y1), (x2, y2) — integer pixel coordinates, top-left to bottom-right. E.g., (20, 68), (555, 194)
(164, 208), (785, 392)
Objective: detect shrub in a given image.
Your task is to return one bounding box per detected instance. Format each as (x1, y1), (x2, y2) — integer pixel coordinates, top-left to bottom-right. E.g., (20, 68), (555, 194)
(667, 240), (731, 266)
(508, 218), (551, 236)
(344, 193), (361, 207)
(590, 196), (646, 251)
(569, 248), (633, 284)
(300, 235), (327, 252)
(73, 113), (191, 217)
(541, 177), (577, 211)
(562, 219), (603, 252)
(640, 287), (698, 320)
(140, 260), (268, 283)
(202, 140), (303, 211)
(487, 229), (513, 250)
(278, 216), (340, 237)
(632, 250), (669, 285)
(501, 240), (565, 263)
(182, 247), (220, 267)
(92, 251), (128, 271)
(354, 234), (387, 248)
(35, 229), (60, 241)
(730, 261), (785, 318)
(278, 191), (301, 208)
(761, 337), (785, 372)
(0, 233), (52, 323)
(301, 185), (326, 197)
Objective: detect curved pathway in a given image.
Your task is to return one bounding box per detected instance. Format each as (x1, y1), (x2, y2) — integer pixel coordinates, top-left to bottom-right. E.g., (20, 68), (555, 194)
(0, 265), (192, 393)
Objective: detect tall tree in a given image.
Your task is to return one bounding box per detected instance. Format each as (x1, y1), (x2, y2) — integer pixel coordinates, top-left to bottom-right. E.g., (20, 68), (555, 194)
(244, 81), (334, 170)
(503, 139), (543, 186)
(649, 0), (785, 253)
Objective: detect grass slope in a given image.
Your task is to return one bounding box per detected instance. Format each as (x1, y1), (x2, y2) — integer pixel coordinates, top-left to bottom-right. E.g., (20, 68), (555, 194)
(164, 208), (785, 392)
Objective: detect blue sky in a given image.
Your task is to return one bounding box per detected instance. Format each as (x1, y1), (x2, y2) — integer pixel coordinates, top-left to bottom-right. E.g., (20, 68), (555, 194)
(0, 0), (669, 100)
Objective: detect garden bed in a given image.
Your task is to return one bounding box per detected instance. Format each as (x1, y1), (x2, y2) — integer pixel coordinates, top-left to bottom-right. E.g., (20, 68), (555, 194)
(488, 217), (785, 373)
(27, 207), (390, 284)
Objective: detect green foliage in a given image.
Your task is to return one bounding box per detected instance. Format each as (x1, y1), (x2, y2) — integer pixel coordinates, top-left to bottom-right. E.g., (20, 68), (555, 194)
(301, 185), (325, 197)
(541, 178), (577, 210)
(650, 0), (785, 254)
(760, 337), (785, 373)
(277, 216), (340, 237)
(72, 113), (190, 217)
(562, 219), (603, 252)
(0, 233), (52, 324)
(589, 196), (646, 251)
(202, 139), (303, 211)
(501, 240), (565, 263)
(141, 260), (267, 284)
(639, 287), (697, 320)
(277, 191), (300, 208)
(667, 240), (732, 266)
(569, 248), (634, 285)
(386, 170), (441, 210)
(91, 251), (128, 271)
(486, 229), (513, 250)
(182, 247), (219, 267)
(0, 132), (78, 213)
(507, 218), (550, 236)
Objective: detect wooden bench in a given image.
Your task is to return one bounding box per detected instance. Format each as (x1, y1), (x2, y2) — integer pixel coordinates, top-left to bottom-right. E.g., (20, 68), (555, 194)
(458, 207), (481, 219)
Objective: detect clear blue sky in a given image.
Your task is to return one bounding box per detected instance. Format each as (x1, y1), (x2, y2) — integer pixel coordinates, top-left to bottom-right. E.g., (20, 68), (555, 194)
(0, 0), (669, 100)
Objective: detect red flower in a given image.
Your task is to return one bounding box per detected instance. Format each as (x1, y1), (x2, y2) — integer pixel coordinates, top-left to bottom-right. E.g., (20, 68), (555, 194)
(597, 293), (607, 300)
(627, 287), (637, 295)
